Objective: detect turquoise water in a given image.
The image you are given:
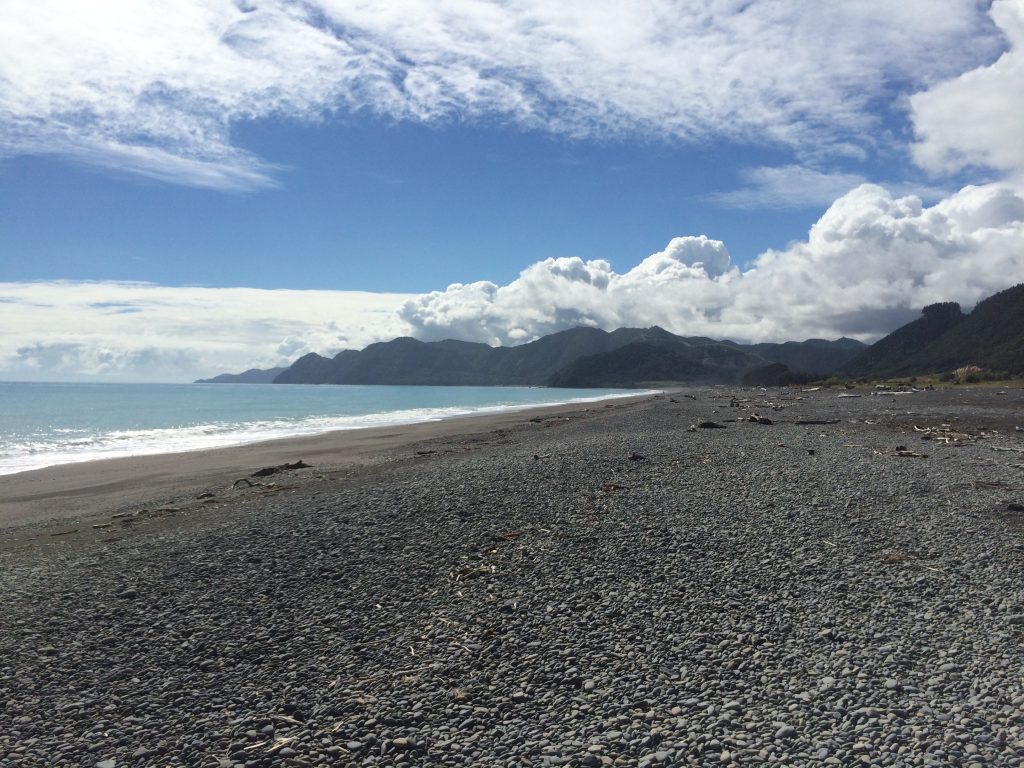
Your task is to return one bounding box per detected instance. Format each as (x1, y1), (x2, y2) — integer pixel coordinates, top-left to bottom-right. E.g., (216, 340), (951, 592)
(0, 382), (650, 475)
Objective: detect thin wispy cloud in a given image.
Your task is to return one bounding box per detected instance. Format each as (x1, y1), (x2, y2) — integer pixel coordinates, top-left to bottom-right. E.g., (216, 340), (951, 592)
(709, 165), (954, 210)
(711, 166), (871, 210)
(0, 1), (1003, 190)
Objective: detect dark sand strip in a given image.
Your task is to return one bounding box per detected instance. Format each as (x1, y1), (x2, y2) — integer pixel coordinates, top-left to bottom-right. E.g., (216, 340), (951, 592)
(0, 393), (657, 532)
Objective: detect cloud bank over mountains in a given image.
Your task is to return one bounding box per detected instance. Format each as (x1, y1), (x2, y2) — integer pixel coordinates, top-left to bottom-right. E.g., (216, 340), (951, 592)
(402, 184), (1024, 346)
(4, 181), (1023, 381)
(0, 283), (410, 382)
(0, 0), (1003, 188)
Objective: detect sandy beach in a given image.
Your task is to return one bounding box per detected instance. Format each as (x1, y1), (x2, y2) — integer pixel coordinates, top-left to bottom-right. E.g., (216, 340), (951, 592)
(2, 386), (1023, 766)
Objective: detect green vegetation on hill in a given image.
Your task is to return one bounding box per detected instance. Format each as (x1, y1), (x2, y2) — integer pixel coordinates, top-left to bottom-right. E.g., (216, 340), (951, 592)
(841, 302), (965, 377)
(842, 284), (1024, 378)
(903, 285), (1024, 374)
(740, 363), (817, 387)
(739, 338), (865, 377)
(547, 339), (759, 387)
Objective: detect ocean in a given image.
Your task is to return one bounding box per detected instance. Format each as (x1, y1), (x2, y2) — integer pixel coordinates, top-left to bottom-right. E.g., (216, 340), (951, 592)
(0, 381), (651, 476)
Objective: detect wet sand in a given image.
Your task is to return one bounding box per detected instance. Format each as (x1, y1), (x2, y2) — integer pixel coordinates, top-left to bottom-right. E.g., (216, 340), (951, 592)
(0, 393), (657, 541)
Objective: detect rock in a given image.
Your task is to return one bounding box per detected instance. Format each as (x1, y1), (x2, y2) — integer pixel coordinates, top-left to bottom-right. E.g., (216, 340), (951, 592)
(3, 389), (1024, 768)
(251, 460), (310, 477)
(115, 588), (138, 600)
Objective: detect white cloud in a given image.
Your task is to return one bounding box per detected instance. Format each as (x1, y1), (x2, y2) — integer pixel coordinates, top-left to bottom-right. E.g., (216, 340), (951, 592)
(0, 282), (411, 381)
(4, 183), (1023, 381)
(402, 183), (1024, 345)
(710, 165), (953, 210)
(0, 1), (1003, 188)
(911, 0), (1024, 177)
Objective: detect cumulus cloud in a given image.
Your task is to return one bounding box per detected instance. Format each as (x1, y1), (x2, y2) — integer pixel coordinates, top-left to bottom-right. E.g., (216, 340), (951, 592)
(911, 0), (1024, 177)
(6, 184), (1023, 381)
(0, 282), (411, 381)
(0, 1), (1002, 188)
(402, 183), (1024, 345)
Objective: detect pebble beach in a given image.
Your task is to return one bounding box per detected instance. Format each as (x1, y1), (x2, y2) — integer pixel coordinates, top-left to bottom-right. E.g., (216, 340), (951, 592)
(2, 387), (1024, 767)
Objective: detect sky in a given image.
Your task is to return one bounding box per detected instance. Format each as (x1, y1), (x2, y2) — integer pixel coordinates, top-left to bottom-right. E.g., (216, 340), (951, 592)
(1, 0), (1023, 382)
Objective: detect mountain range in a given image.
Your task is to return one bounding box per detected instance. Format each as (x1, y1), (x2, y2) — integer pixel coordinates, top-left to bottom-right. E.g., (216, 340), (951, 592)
(197, 283), (1024, 387)
(197, 327), (864, 387)
(196, 366), (288, 384)
(840, 283), (1024, 377)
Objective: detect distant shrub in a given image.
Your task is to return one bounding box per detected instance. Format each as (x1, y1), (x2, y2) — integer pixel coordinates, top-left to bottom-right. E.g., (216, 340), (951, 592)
(951, 365), (1005, 384)
(953, 365), (982, 383)
(742, 363), (817, 387)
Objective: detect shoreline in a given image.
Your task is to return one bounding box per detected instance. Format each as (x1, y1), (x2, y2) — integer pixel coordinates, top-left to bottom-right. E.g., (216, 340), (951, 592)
(0, 390), (660, 534)
(0, 386), (658, 477)
(2, 386), (1023, 765)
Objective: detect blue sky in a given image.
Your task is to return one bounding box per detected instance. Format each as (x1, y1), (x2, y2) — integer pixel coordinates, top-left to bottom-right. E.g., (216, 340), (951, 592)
(1, 1), (1023, 381)
(4, 117), (901, 291)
